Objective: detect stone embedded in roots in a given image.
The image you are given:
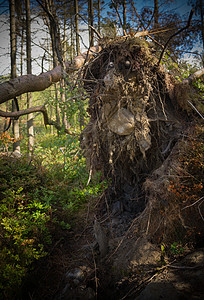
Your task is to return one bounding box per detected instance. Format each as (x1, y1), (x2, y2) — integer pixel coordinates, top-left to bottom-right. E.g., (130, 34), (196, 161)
(107, 108), (135, 135)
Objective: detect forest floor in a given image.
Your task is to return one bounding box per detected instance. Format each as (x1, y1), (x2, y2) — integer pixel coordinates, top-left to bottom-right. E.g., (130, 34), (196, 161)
(21, 195), (204, 300)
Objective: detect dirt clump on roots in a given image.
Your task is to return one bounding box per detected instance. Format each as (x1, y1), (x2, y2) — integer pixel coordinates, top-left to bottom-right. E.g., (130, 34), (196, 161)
(82, 37), (190, 213)
(77, 37), (204, 299)
(80, 35), (203, 273)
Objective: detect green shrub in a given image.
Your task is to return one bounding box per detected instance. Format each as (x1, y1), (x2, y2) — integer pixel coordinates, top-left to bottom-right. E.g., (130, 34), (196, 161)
(0, 157), (53, 298)
(0, 187), (51, 298)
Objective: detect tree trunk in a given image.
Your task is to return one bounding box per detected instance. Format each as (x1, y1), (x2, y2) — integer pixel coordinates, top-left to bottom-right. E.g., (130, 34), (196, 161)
(26, 0), (34, 156)
(122, 0), (127, 33)
(55, 84), (61, 129)
(19, 6), (24, 124)
(199, 0), (204, 51)
(9, 0), (20, 153)
(45, 0), (62, 127)
(74, 0), (80, 55)
(98, 0), (101, 35)
(88, 0), (94, 47)
(70, 14), (74, 59)
(154, 0), (159, 28)
(114, 3), (118, 37)
(10, 0), (16, 79)
(61, 12), (68, 130)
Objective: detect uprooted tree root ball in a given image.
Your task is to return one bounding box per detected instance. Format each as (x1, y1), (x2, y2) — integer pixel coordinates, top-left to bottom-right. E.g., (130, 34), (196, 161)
(81, 37), (203, 245)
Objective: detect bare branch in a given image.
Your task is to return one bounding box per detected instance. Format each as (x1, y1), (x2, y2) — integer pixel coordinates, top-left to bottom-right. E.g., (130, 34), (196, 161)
(130, 0), (145, 31)
(111, 0), (127, 36)
(0, 105), (74, 135)
(78, 13), (102, 39)
(0, 105), (46, 118)
(157, 9), (194, 66)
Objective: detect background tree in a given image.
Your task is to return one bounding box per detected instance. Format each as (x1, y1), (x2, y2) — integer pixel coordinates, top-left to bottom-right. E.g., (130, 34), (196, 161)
(9, 0), (20, 153)
(97, 0), (101, 35)
(88, 0), (94, 46)
(26, 0), (34, 156)
(122, 0), (127, 32)
(74, 0), (80, 55)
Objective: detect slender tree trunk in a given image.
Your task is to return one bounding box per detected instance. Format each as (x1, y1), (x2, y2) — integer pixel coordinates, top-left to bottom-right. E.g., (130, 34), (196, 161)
(70, 14), (74, 59)
(199, 0), (204, 50)
(26, 0), (34, 156)
(50, 23), (58, 67)
(46, 0), (61, 127)
(9, 0), (20, 153)
(61, 9), (68, 130)
(20, 21), (24, 77)
(114, 3), (118, 37)
(154, 0), (159, 28)
(55, 84), (61, 129)
(10, 0), (16, 79)
(122, 0), (127, 33)
(88, 0), (94, 47)
(98, 0), (101, 34)
(19, 3), (25, 135)
(74, 0), (80, 55)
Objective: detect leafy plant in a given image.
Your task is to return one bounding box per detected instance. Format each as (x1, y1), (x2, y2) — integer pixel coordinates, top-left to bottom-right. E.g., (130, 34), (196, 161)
(0, 187), (51, 298)
(170, 242), (184, 256)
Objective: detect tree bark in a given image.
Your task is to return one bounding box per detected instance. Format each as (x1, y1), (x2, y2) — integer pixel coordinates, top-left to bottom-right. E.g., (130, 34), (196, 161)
(88, 0), (94, 47)
(70, 13), (74, 59)
(98, 0), (101, 35)
(26, 0), (34, 156)
(199, 0), (204, 50)
(74, 0), (80, 55)
(154, 0), (159, 28)
(9, 0), (16, 79)
(61, 10), (69, 129)
(122, 0), (127, 33)
(9, 0), (20, 153)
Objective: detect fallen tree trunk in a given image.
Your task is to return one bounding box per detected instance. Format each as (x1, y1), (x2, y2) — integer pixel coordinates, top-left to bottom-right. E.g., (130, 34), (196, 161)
(0, 45), (102, 104)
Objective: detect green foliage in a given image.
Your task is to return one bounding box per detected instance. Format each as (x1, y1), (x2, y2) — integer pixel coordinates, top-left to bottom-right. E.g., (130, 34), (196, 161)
(193, 78), (204, 94)
(33, 131), (107, 210)
(170, 242), (184, 256)
(160, 243), (166, 264)
(0, 161), (52, 298)
(159, 241), (184, 265)
(0, 130), (107, 297)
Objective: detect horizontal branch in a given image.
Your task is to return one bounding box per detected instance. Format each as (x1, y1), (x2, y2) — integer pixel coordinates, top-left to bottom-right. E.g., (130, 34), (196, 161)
(0, 105), (74, 135)
(0, 45), (102, 104)
(0, 105), (46, 118)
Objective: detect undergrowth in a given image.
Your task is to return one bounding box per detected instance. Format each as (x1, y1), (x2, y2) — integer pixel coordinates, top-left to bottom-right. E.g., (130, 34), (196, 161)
(0, 133), (106, 299)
